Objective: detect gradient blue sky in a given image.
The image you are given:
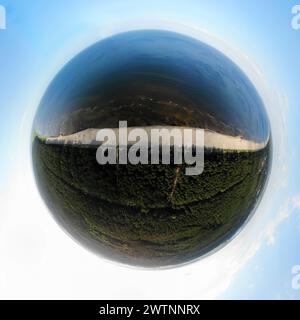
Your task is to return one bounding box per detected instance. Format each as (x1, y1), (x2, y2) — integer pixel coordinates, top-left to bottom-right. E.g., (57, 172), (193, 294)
(0, 0), (299, 299)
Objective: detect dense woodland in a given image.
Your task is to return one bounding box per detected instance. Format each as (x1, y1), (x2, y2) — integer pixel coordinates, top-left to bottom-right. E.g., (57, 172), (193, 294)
(33, 136), (270, 266)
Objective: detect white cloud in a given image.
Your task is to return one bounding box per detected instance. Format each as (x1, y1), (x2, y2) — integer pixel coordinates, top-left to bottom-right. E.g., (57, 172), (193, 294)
(292, 195), (300, 209)
(266, 200), (293, 246)
(265, 194), (300, 246)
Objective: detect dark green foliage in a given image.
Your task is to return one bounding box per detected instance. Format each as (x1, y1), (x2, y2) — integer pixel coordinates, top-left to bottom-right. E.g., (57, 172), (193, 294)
(32, 137), (270, 267)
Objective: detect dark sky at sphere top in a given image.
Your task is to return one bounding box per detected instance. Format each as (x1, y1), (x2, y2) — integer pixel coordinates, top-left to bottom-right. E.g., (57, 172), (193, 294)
(34, 30), (270, 143)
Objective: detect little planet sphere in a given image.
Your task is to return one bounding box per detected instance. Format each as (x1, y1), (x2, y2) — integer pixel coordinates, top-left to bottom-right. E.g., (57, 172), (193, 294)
(32, 30), (271, 267)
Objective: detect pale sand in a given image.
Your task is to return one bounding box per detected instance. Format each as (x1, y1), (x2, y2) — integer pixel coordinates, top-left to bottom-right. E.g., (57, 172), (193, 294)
(46, 126), (267, 151)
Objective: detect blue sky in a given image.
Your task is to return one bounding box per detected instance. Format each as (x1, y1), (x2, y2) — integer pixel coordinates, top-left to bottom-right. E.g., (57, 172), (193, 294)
(0, 0), (299, 299)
